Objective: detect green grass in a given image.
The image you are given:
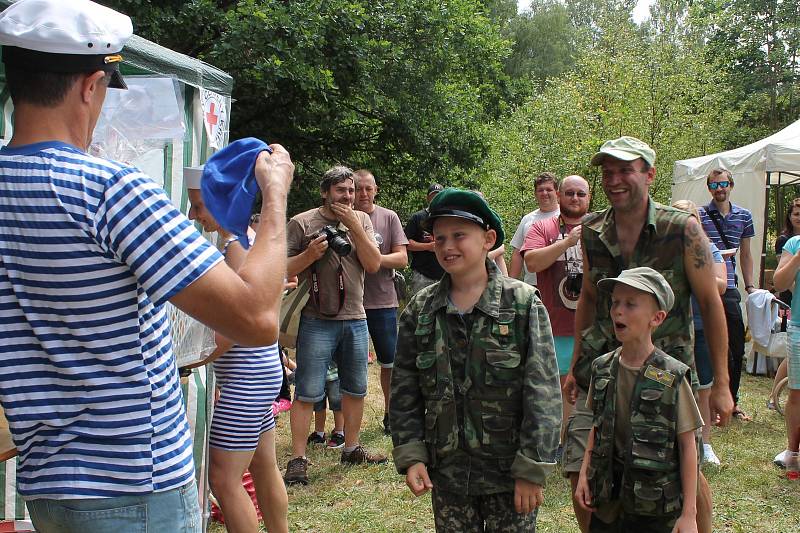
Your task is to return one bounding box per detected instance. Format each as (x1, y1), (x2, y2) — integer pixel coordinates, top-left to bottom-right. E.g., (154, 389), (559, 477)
(209, 366), (800, 532)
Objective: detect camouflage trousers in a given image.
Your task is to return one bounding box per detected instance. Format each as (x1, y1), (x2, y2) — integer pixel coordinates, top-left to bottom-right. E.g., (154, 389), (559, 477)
(431, 489), (538, 533)
(589, 510), (678, 532)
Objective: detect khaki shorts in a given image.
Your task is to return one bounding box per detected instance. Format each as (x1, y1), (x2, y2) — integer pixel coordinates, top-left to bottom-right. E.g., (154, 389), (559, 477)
(562, 387), (592, 477)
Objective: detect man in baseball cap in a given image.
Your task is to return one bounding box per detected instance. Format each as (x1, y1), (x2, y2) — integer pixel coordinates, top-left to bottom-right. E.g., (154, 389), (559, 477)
(0, 1), (296, 531)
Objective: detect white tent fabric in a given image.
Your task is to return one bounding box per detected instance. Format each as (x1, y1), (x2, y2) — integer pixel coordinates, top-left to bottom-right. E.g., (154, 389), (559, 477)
(672, 118), (800, 293)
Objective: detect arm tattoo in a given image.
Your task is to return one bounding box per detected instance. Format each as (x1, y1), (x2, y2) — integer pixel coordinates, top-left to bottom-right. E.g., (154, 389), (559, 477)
(685, 220), (711, 270)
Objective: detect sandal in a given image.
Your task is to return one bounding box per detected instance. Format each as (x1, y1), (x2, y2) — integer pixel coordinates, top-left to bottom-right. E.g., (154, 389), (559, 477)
(733, 407), (752, 421)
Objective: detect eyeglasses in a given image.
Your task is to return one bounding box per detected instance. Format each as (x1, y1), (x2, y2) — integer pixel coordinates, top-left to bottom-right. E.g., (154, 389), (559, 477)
(562, 191), (588, 198)
(708, 181), (730, 190)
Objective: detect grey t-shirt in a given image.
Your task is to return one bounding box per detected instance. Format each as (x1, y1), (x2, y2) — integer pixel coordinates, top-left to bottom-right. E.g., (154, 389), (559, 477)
(287, 207), (376, 320)
(363, 205), (409, 309)
(510, 208), (559, 285)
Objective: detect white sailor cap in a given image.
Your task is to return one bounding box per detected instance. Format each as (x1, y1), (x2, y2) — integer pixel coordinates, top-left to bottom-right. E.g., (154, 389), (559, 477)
(184, 166), (204, 190)
(0, 0), (133, 89)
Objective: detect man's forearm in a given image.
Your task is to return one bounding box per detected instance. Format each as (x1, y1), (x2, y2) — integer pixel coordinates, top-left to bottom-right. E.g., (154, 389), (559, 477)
(524, 239), (570, 273)
(407, 239), (433, 252)
(380, 249), (408, 269)
(697, 294), (729, 387)
(741, 251), (754, 288)
(351, 225), (381, 273)
(509, 248), (523, 279)
(286, 249), (316, 278)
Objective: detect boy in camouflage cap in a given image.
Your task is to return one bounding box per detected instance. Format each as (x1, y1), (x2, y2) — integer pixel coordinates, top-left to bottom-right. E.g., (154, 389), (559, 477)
(389, 188), (562, 531)
(575, 267), (702, 532)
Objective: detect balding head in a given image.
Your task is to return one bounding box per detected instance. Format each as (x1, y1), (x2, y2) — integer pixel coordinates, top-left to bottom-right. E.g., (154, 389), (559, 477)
(559, 174), (590, 220)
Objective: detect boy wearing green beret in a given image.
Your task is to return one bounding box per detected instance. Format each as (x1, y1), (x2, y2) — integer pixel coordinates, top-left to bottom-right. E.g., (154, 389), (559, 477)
(575, 267), (702, 532)
(389, 188), (562, 531)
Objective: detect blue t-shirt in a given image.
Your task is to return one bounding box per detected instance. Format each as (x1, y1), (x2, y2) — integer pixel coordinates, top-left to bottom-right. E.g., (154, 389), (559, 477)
(699, 202), (755, 288)
(780, 235), (800, 325)
(0, 142), (223, 499)
(691, 242), (724, 330)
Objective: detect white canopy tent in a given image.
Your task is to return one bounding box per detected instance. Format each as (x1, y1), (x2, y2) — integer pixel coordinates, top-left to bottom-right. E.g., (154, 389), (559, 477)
(672, 118), (800, 292)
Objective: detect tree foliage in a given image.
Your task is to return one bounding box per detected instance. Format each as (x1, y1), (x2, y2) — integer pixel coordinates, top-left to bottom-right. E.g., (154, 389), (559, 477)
(101, 0), (512, 217)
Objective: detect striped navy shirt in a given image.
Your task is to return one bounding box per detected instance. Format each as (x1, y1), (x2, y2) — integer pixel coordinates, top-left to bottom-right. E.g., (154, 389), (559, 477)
(0, 141), (223, 499)
(699, 201), (755, 289)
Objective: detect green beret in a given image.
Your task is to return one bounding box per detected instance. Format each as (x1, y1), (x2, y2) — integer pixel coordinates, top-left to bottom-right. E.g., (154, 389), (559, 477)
(424, 188), (505, 250)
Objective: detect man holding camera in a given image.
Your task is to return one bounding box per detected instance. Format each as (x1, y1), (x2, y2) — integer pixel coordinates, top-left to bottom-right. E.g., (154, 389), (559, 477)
(284, 166), (385, 485)
(520, 175), (590, 434)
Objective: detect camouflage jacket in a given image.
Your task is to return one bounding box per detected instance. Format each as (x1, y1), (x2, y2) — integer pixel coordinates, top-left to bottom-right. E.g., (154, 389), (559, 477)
(575, 199), (695, 391)
(390, 260), (562, 495)
(588, 348), (692, 517)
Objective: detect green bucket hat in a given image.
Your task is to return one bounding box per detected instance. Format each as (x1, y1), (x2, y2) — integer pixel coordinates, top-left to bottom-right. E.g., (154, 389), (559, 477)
(597, 267), (674, 312)
(590, 136), (656, 167)
(424, 188), (505, 250)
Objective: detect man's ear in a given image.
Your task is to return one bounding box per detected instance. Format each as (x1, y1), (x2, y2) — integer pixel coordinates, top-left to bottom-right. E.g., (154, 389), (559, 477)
(80, 70), (108, 104)
(645, 166), (657, 186)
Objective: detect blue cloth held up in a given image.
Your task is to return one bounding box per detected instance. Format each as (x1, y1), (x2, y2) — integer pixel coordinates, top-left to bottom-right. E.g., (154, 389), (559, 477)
(202, 138), (272, 249)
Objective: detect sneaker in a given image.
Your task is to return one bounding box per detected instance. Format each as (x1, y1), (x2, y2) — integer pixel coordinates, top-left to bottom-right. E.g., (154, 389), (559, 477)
(307, 432), (326, 446)
(327, 431), (345, 449)
(775, 449), (791, 469)
(284, 457), (309, 485)
(702, 443), (721, 466)
(382, 413), (391, 436)
(340, 445), (388, 465)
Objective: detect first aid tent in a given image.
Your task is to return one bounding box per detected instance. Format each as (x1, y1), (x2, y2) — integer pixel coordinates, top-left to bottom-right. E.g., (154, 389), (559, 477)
(672, 118), (800, 292)
(0, 1), (233, 529)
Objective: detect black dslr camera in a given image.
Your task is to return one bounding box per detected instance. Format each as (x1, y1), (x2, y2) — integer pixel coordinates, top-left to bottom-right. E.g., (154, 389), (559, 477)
(319, 225), (352, 257)
(564, 272), (583, 298)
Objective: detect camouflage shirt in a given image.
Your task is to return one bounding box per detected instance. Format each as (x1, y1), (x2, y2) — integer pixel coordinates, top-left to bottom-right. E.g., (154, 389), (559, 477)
(390, 260), (562, 495)
(574, 199), (696, 391)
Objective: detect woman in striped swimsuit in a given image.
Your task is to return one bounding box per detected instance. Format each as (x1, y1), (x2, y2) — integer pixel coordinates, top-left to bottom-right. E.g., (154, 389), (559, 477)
(202, 225), (288, 533)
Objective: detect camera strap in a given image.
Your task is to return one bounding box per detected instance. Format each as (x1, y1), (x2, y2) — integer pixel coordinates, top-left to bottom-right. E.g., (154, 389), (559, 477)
(310, 262), (345, 317)
(707, 208), (737, 285)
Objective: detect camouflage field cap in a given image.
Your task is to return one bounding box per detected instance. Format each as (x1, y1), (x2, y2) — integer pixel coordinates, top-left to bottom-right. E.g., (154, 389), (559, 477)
(425, 187), (505, 250)
(597, 266), (674, 312)
(590, 136), (656, 167)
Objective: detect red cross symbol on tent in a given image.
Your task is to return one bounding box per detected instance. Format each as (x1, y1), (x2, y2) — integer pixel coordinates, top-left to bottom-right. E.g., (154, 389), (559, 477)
(205, 102), (219, 128)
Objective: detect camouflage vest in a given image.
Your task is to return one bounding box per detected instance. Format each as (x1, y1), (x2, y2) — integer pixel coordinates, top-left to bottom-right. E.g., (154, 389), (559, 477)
(575, 199), (695, 390)
(587, 348), (690, 517)
(412, 263), (534, 464)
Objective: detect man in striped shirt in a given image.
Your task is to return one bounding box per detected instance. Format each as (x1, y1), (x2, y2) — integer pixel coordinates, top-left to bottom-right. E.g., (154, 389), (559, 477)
(0, 1), (294, 531)
(699, 167), (756, 421)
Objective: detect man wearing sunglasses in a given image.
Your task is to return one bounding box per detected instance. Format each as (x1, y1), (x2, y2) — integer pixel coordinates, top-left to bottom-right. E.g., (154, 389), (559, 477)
(699, 168), (756, 422)
(520, 175), (590, 463)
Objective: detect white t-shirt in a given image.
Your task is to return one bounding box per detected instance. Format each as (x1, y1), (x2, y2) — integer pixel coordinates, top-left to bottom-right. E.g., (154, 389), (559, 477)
(510, 208), (559, 285)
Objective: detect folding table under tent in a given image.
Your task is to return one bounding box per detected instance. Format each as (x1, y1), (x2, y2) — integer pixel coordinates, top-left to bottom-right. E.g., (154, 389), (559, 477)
(672, 118), (800, 296)
(0, 1), (233, 529)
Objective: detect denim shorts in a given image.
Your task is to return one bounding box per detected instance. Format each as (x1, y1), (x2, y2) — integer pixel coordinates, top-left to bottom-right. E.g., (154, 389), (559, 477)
(788, 323), (800, 390)
(294, 316), (369, 402)
(693, 328), (714, 389)
(27, 481), (201, 533)
(313, 377), (342, 412)
(366, 307), (399, 368)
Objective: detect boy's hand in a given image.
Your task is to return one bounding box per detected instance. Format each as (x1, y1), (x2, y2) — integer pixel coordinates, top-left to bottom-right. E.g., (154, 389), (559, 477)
(672, 513), (698, 533)
(513, 479), (543, 514)
(563, 372), (578, 404)
(574, 472), (595, 513)
(405, 462), (433, 496)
